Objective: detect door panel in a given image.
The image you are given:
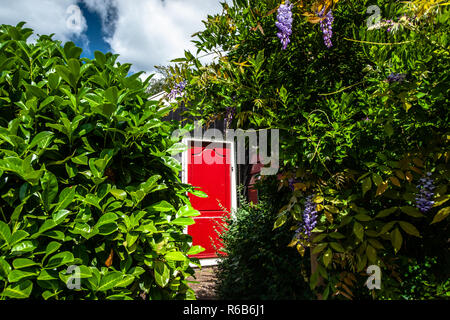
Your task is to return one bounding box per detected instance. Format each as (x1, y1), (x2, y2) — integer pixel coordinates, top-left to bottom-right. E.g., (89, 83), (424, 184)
(188, 217), (226, 258)
(188, 143), (231, 211)
(187, 141), (232, 259)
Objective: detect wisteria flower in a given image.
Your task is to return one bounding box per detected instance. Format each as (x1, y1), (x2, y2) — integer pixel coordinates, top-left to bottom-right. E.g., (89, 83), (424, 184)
(276, 1), (294, 50)
(387, 72), (407, 83)
(415, 172), (435, 213)
(317, 7), (334, 48)
(287, 177), (301, 191)
(167, 80), (187, 100)
(225, 106), (236, 128)
(295, 194), (318, 242)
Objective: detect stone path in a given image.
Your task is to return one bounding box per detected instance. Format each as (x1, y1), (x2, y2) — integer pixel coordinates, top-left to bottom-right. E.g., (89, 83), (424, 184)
(187, 266), (218, 300)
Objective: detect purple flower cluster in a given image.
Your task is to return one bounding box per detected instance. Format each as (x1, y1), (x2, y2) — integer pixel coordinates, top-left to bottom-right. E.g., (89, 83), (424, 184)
(381, 15), (415, 32)
(382, 19), (395, 32)
(276, 1), (293, 50)
(287, 177), (302, 191)
(295, 195), (318, 241)
(387, 72), (407, 83)
(225, 106), (236, 128)
(288, 178), (296, 191)
(167, 80), (187, 100)
(415, 172), (435, 213)
(317, 8), (334, 48)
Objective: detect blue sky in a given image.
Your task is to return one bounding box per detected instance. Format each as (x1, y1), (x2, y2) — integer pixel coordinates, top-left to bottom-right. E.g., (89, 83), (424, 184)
(74, 1), (110, 59)
(0, 0), (225, 76)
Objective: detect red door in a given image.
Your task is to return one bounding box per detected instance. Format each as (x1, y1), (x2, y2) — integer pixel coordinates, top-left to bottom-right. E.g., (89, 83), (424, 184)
(187, 141), (232, 259)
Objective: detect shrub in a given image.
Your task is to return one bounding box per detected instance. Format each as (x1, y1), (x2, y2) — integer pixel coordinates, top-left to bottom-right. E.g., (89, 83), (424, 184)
(170, 0), (450, 299)
(395, 256), (450, 300)
(215, 179), (314, 300)
(0, 22), (202, 300)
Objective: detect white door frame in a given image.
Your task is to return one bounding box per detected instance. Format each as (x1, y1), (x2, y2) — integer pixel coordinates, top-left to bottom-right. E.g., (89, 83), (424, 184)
(181, 137), (237, 267)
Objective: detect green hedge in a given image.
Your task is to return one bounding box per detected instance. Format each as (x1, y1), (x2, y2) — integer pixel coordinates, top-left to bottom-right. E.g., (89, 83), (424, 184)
(0, 22), (203, 300)
(215, 180), (314, 300)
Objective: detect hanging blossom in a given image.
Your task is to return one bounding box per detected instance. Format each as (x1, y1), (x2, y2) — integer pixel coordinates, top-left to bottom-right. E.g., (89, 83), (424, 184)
(387, 72), (407, 83)
(287, 177), (302, 191)
(276, 0), (294, 50)
(381, 19), (395, 32)
(317, 7), (334, 48)
(295, 194), (318, 242)
(225, 106), (236, 128)
(379, 15), (416, 32)
(167, 80), (187, 100)
(288, 178), (296, 191)
(415, 172), (435, 213)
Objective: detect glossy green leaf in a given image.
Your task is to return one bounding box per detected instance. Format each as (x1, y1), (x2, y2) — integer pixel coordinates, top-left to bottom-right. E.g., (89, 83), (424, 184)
(0, 221), (11, 245)
(177, 205), (200, 217)
(53, 187), (76, 213)
(166, 142), (187, 155)
(187, 245), (205, 255)
(8, 269), (38, 283)
(149, 200), (174, 212)
(110, 189), (127, 200)
(0, 258), (12, 279)
(97, 272), (123, 291)
(52, 209), (71, 225)
(172, 217), (195, 226)
(12, 258), (39, 269)
(2, 280), (33, 299)
(95, 212), (118, 227)
(154, 261), (170, 288)
(165, 251), (186, 262)
(45, 251), (74, 269)
(11, 241), (37, 254)
(9, 230), (29, 246)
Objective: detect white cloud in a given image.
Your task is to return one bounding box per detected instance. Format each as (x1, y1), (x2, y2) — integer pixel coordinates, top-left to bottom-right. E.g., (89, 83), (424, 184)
(0, 0), (87, 43)
(0, 0), (226, 74)
(104, 0), (224, 73)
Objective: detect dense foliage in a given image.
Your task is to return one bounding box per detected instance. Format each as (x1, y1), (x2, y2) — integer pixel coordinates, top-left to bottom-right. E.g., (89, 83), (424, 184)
(0, 22), (204, 300)
(215, 180), (313, 300)
(169, 0), (449, 299)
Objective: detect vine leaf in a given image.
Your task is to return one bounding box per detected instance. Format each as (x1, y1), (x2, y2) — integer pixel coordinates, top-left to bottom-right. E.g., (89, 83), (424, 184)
(362, 177), (372, 196)
(389, 176), (401, 187)
(353, 221), (364, 241)
(375, 182), (388, 196)
(398, 221), (421, 237)
(391, 228), (402, 253)
(431, 207), (450, 224)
